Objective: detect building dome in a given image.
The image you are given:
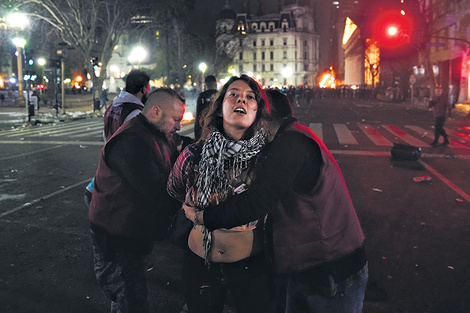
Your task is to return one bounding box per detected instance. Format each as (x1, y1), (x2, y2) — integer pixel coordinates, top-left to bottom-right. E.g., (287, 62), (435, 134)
(218, 4), (236, 20)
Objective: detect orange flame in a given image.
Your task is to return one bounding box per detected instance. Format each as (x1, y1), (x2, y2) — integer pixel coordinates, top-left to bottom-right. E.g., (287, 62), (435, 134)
(318, 68), (336, 88)
(182, 112), (195, 122)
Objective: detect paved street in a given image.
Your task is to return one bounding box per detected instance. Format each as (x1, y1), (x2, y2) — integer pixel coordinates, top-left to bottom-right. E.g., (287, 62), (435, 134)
(0, 95), (470, 312)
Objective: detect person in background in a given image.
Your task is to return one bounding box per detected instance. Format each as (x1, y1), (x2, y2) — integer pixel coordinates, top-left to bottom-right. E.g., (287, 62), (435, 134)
(84, 70), (151, 208)
(89, 88), (185, 313)
(194, 75), (218, 140)
(429, 86), (451, 147)
(184, 88), (368, 313)
(103, 70), (151, 141)
(100, 88), (109, 111)
(167, 75), (273, 313)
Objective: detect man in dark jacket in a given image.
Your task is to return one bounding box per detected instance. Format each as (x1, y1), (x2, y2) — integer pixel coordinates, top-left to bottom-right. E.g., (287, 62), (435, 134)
(194, 75), (217, 140)
(85, 70), (151, 209)
(89, 88), (185, 313)
(184, 89), (368, 313)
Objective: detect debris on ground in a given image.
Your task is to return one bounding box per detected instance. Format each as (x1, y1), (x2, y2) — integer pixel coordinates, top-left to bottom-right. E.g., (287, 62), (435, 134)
(413, 176), (431, 182)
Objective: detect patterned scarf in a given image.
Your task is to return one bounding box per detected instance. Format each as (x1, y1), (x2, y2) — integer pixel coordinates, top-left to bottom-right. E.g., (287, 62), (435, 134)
(196, 127), (266, 264)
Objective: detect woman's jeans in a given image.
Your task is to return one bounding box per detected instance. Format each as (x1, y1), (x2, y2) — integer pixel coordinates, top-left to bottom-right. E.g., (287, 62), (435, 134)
(183, 251), (274, 313)
(286, 264), (368, 313)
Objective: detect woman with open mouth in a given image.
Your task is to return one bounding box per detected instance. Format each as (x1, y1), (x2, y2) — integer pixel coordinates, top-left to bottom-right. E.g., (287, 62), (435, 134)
(167, 74), (273, 313)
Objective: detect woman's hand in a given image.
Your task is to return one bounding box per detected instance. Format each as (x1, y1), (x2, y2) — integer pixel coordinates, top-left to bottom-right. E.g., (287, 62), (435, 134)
(183, 187), (204, 224)
(182, 203), (196, 222)
(182, 203), (204, 225)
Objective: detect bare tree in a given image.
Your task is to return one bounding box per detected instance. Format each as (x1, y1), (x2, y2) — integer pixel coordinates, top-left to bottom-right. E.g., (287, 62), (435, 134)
(16, 0), (153, 98)
(214, 24), (255, 76)
(149, 0), (196, 86)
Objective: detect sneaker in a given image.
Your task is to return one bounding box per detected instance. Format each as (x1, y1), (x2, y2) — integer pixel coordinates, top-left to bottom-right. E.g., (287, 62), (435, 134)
(430, 141), (439, 147)
(442, 139), (450, 146)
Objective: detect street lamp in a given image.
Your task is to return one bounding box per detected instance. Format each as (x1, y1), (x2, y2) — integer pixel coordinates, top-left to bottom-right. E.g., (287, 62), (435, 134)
(8, 13), (29, 107)
(198, 62), (207, 89)
(36, 58), (47, 98)
(37, 58), (46, 84)
(128, 46), (147, 68)
(6, 13), (29, 29)
(282, 66), (292, 86)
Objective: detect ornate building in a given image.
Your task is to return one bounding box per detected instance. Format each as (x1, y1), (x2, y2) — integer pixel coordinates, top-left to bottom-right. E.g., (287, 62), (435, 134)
(215, 2), (320, 87)
(425, 0), (470, 103)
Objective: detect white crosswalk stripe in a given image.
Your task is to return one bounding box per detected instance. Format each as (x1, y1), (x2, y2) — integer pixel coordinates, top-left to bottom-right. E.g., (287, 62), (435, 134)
(49, 124), (102, 137)
(381, 124), (429, 147)
(309, 123), (323, 141)
(333, 123), (358, 145)
(358, 124), (392, 146)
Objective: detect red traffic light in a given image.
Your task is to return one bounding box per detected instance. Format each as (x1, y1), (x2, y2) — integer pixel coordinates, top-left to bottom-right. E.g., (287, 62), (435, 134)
(386, 25), (399, 37)
(37, 84), (45, 90)
(372, 9), (412, 48)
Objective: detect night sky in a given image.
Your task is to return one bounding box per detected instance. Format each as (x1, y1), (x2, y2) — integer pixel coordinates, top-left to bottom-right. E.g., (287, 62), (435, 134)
(189, 0), (286, 33)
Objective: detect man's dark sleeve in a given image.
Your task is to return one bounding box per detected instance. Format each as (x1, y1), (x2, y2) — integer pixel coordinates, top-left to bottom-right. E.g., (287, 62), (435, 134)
(194, 95), (204, 138)
(203, 131), (322, 231)
(106, 133), (168, 205)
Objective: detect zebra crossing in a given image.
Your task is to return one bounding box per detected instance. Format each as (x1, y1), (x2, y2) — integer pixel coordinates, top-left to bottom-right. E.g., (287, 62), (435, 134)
(0, 118), (195, 141)
(1, 118), (468, 150)
(309, 122), (469, 149)
(0, 119), (104, 140)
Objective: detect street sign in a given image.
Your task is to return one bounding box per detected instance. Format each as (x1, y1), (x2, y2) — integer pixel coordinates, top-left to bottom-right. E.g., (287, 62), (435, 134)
(425, 42), (445, 47)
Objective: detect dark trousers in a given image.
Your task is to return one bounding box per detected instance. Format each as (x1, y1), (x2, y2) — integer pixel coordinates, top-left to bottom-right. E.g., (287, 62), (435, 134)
(91, 227), (152, 313)
(183, 251), (274, 313)
(434, 116), (448, 142)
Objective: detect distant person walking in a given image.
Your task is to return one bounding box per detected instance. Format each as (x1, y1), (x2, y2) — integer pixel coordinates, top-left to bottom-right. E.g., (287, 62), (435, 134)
(429, 87), (451, 147)
(194, 75), (218, 140)
(100, 88), (108, 111)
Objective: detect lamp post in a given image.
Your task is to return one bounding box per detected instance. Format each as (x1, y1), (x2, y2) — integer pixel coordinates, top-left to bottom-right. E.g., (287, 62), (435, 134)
(57, 46), (67, 114)
(12, 37), (26, 107)
(7, 13), (29, 107)
(198, 62), (207, 90)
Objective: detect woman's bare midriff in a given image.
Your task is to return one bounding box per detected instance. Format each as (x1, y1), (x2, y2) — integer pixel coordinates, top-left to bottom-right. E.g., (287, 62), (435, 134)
(188, 225), (260, 263)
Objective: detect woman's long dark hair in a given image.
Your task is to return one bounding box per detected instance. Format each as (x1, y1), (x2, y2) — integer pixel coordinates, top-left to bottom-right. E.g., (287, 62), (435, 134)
(200, 74), (270, 140)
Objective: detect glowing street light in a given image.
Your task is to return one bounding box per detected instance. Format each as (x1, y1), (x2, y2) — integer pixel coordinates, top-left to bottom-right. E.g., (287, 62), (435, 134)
(386, 25), (399, 37)
(12, 37), (26, 48)
(198, 62), (207, 73)
(128, 46), (147, 68)
(282, 66), (292, 78)
(198, 62), (207, 88)
(37, 58), (46, 85)
(7, 13), (29, 29)
(8, 13), (29, 107)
